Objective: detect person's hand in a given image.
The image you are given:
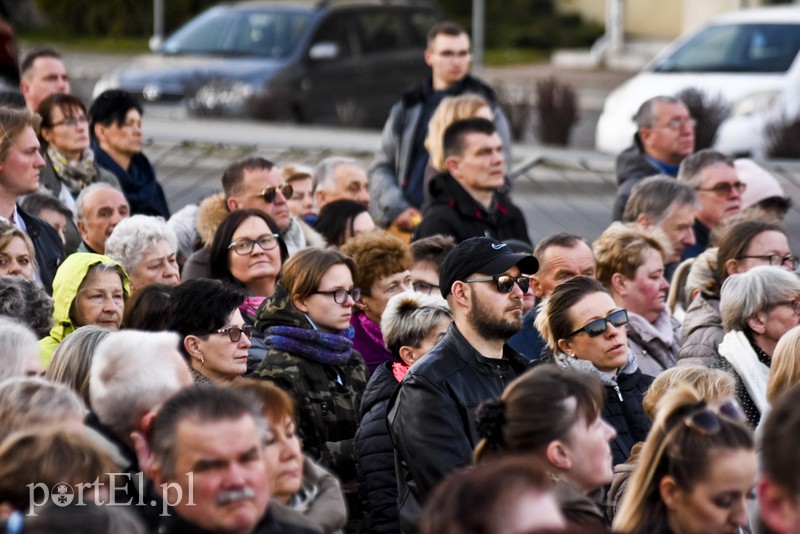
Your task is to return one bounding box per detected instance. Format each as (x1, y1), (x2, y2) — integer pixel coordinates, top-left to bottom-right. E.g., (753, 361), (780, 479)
(392, 208), (422, 232)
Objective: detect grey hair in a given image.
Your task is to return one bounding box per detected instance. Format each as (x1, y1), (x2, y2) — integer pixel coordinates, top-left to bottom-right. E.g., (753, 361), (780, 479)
(75, 183), (126, 223)
(0, 317), (39, 382)
(633, 95), (684, 128)
(46, 325), (112, 408)
(720, 265), (800, 332)
(314, 156), (360, 192)
(623, 175), (699, 224)
(104, 214), (178, 275)
(0, 377), (85, 444)
(381, 291), (453, 360)
(89, 330), (187, 440)
(677, 149), (734, 189)
(0, 276), (53, 338)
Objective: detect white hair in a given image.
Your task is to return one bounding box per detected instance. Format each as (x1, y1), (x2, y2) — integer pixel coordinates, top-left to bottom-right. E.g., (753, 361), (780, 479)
(75, 183), (126, 223)
(104, 214), (178, 275)
(313, 156), (361, 193)
(0, 317), (39, 382)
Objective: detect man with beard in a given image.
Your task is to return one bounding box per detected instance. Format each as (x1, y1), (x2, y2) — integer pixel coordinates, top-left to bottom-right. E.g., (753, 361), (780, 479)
(387, 237), (538, 533)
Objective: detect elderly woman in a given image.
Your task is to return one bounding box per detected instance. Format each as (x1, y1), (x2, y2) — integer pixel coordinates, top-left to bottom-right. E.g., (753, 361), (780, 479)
(104, 214), (180, 293)
(712, 265), (800, 427)
(0, 221), (36, 280)
(39, 253), (129, 366)
(0, 276), (54, 338)
(593, 222), (679, 376)
(341, 230), (413, 372)
(46, 325), (111, 408)
(0, 317), (43, 381)
(536, 276), (652, 466)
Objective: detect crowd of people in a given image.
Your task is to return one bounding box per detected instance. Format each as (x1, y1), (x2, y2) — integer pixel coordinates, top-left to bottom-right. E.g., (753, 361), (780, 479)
(0, 17), (800, 534)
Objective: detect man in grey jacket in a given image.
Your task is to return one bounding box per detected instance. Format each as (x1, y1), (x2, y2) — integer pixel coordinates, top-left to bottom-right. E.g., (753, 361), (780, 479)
(369, 21), (511, 232)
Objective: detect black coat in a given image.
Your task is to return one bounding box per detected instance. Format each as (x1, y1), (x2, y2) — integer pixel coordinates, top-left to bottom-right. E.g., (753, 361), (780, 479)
(355, 361), (401, 534)
(19, 207), (65, 295)
(604, 368), (654, 466)
(413, 172), (531, 245)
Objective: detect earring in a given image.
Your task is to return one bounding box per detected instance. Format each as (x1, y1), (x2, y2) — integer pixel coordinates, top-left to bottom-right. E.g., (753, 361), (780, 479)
(199, 354), (205, 368)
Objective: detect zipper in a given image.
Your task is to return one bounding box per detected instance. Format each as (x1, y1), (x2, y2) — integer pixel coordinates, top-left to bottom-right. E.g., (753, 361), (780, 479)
(614, 384), (623, 401)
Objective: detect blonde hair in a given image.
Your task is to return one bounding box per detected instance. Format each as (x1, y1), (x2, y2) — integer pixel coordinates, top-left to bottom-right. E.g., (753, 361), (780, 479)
(642, 365), (736, 421)
(425, 94), (491, 171)
(593, 222), (672, 289)
(768, 325), (800, 404)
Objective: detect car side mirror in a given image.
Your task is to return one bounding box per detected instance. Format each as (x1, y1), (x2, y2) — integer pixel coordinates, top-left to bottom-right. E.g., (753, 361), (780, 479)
(309, 42), (339, 61)
(149, 35), (163, 53)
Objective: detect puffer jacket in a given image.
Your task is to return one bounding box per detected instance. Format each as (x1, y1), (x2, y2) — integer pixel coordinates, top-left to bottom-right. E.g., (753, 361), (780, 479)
(612, 133), (678, 221)
(251, 282), (368, 483)
(413, 172), (531, 245)
(355, 361), (401, 534)
(38, 252), (129, 365)
(678, 292), (724, 367)
(387, 323), (529, 533)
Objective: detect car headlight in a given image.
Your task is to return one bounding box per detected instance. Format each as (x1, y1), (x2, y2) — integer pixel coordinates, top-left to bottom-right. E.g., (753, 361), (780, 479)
(731, 90), (780, 117)
(92, 73), (121, 100)
(188, 81), (255, 113)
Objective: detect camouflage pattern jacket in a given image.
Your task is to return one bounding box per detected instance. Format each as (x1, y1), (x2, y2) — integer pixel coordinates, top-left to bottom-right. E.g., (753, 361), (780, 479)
(252, 283), (369, 483)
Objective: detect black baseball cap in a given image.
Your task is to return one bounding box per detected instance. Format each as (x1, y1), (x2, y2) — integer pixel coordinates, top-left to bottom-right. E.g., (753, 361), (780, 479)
(439, 237), (539, 298)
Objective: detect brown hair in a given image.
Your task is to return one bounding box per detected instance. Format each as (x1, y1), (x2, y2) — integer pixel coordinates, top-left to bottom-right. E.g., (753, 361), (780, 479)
(535, 276), (609, 351)
(593, 222), (671, 288)
(0, 107), (41, 162)
(341, 230), (411, 297)
(38, 93), (87, 131)
(711, 218), (784, 295)
(281, 247), (356, 301)
(425, 94), (491, 171)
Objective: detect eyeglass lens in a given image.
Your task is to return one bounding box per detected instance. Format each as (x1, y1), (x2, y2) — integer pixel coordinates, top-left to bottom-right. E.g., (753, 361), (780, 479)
(262, 184), (293, 203)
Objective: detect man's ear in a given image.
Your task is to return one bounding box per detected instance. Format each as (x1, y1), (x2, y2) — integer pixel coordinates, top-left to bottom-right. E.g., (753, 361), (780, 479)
(450, 280), (470, 308)
(636, 213), (654, 228)
(530, 274), (545, 299)
(226, 196), (241, 212)
(445, 155), (460, 177)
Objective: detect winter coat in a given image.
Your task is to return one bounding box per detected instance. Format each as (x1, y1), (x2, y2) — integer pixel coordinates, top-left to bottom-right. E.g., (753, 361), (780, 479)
(612, 133), (679, 221)
(351, 312), (393, 373)
(369, 74), (512, 227)
(355, 361), (401, 534)
(288, 456), (347, 534)
(507, 307), (548, 362)
(18, 207), (65, 294)
(625, 308), (681, 377)
(252, 282), (368, 483)
(554, 480), (609, 528)
(93, 143), (170, 218)
(678, 292), (724, 367)
(413, 172), (531, 245)
(38, 252), (129, 365)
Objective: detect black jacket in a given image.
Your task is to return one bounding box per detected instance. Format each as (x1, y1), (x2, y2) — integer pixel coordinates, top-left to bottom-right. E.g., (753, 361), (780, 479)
(413, 172), (531, 245)
(158, 506), (320, 534)
(387, 324), (529, 533)
(355, 361), (401, 534)
(19, 207), (65, 294)
(604, 368), (654, 466)
(612, 134), (678, 221)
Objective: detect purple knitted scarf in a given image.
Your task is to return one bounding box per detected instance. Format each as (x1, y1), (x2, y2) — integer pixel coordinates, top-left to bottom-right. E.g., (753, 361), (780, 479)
(265, 325), (354, 365)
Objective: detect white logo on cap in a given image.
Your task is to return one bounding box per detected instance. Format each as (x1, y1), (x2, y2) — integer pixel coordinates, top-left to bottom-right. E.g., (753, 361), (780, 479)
(491, 243), (506, 250)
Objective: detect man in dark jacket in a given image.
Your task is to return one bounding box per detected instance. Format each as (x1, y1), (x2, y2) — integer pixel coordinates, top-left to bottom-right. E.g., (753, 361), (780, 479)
(612, 95), (695, 221)
(369, 21), (511, 231)
(387, 237), (538, 532)
(413, 117), (530, 245)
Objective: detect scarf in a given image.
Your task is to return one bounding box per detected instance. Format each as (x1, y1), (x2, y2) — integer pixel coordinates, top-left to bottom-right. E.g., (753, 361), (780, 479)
(357, 312), (387, 350)
(240, 296), (265, 318)
(47, 146), (97, 195)
(393, 361), (410, 382)
(718, 330), (770, 415)
(553, 349), (639, 389)
(265, 325), (353, 365)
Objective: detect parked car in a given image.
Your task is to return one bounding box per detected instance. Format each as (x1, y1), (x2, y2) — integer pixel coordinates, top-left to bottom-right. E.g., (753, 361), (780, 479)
(596, 5), (800, 157)
(93, 0), (442, 128)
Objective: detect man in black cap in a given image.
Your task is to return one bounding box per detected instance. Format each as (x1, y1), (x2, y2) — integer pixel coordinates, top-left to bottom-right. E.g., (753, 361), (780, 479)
(387, 236), (538, 533)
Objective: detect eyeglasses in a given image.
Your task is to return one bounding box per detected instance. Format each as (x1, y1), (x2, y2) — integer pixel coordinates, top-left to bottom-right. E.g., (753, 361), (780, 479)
(315, 287), (361, 304)
(215, 325), (252, 342)
(252, 183), (293, 203)
(738, 254), (799, 270)
(681, 400), (746, 436)
(772, 299), (800, 315)
(51, 116), (89, 128)
(464, 274), (530, 293)
(228, 233), (280, 255)
(435, 50), (471, 59)
(695, 181), (747, 197)
(413, 281), (440, 295)
(567, 309), (628, 338)
(652, 118), (697, 131)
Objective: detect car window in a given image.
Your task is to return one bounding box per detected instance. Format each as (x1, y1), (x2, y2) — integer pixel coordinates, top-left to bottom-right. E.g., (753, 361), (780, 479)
(356, 10), (414, 54)
(655, 23), (800, 73)
(311, 12), (356, 58)
(408, 11), (439, 47)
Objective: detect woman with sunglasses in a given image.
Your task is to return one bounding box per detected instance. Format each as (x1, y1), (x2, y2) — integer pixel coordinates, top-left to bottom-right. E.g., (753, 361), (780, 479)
(252, 247), (368, 494)
(614, 388), (756, 534)
(166, 278), (252, 384)
(536, 275), (653, 466)
(594, 223), (679, 377)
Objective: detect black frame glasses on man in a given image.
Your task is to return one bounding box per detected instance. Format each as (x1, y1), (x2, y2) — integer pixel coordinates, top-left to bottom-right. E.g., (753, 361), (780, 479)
(315, 288), (361, 304)
(252, 183), (293, 203)
(567, 309), (628, 338)
(214, 325), (252, 342)
(464, 274), (530, 293)
(412, 281), (440, 295)
(228, 233), (280, 255)
(738, 254), (799, 270)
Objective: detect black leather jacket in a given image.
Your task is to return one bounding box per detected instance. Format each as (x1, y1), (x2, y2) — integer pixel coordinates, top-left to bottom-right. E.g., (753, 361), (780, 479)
(387, 323), (528, 533)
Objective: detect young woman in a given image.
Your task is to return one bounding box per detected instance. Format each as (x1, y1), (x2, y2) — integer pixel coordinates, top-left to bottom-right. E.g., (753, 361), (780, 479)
(0, 222), (36, 279)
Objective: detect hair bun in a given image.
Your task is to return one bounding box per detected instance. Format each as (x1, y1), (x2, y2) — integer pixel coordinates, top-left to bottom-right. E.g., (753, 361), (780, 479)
(476, 398), (506, 447)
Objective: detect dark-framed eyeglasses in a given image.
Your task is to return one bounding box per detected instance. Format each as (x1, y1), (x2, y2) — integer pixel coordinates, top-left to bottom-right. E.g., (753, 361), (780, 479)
(51, 115), (89, 128)
(412, 281), (440, 295)
(464, 274), (530, 293)
(738, 254), (799, 270)
(315, 287), (361, 304)
(567, 309), (628, 338)
(252, 183), (293, 203)
(215, 325), (252, 342)
(695, 181), (747, 197)
(681, 400), (746, 436)
(228, 233), (280, 255)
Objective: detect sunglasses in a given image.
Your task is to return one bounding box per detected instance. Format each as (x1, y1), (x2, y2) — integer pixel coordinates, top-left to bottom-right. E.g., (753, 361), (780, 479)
(567, 309), (628, 338)
(465, 274), (530, 293)
(681, 400), (746, 436)
(696, 181), (746, 197)
(252, 183), (293, 203)
(215, 325), (252, 342)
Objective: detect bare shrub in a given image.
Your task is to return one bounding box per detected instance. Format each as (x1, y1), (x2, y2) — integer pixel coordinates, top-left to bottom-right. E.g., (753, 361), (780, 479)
(675, 87), (731, 150)
(765, 115), (800, 159)
(495, 83), (534, 142)
(535, 77), (578, 146)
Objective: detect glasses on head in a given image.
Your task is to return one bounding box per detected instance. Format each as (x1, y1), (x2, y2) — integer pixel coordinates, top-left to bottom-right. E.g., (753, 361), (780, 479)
(215, 325), (252, 342)
(772, 299), (800, 316)
(567, 309), (628, 338)
(653, 118), (697, 131)
(51, 116), (88, 128)
(252, 183), (293, 203)
(228, 233), (280, 255)
(738, 253), (799, 270)
(413, 281), (440, 295)
(696, 181), (747, 197)
(681, 400), (746, 436)
(315, 287), (361, 304)
(464, 274), (530, 293)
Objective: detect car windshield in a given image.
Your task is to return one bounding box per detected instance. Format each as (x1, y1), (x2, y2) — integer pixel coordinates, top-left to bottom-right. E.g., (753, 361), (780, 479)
(654, 23), (800, 73)
(162, 7), (312, 58)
